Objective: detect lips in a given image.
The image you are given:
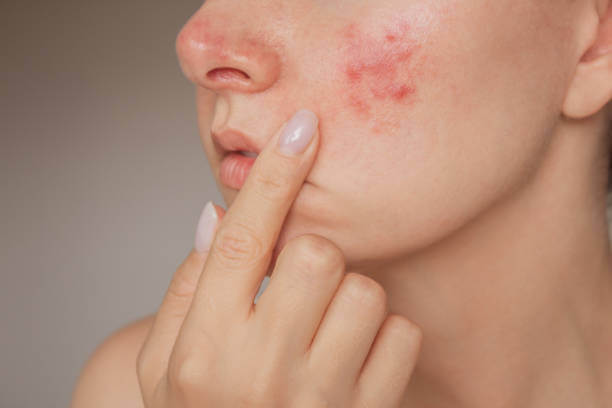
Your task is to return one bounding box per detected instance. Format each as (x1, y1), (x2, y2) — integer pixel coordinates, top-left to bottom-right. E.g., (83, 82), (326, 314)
(211, 128), (261, 155)
(211, 128), (260, 189)
(219, 151), (256, 189)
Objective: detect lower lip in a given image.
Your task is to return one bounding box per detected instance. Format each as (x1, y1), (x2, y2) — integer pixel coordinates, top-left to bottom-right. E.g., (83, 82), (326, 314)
(219, 152), (257, 189)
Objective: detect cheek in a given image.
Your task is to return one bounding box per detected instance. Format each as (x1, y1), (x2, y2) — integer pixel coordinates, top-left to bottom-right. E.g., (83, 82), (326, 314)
(334, 11), (439, 136)
(309, 6), (449, 179)
(341, 21), (417, 114)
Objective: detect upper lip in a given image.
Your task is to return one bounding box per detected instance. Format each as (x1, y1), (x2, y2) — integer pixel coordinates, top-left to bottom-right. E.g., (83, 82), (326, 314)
(211, 128), (261, 155)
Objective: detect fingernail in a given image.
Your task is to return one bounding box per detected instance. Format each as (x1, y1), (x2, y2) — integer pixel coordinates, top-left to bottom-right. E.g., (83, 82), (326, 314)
(194, 201), (218, 254)
(277, 109), (318, 156)
(253, 276), (270, 305)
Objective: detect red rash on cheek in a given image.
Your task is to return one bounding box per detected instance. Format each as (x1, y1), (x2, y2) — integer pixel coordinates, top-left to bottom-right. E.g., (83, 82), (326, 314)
(338, 19), (424, 130)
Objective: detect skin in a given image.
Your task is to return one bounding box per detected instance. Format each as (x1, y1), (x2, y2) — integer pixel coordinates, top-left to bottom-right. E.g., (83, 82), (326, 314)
(71, 0), (612, 407)
(183, 0), (584, 265)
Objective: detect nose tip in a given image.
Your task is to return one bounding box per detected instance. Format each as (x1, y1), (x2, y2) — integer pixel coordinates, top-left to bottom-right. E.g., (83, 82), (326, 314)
(176, 17), (282, 94)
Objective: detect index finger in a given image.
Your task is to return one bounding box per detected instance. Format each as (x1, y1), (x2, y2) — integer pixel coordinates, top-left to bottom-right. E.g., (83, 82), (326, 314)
(186, 109), (319, 326)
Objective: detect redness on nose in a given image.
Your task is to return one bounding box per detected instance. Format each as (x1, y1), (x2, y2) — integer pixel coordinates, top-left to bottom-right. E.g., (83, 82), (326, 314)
(178, 19), (226, 51)
(177, 17), (273, 67)
(338, 20), (421, 125)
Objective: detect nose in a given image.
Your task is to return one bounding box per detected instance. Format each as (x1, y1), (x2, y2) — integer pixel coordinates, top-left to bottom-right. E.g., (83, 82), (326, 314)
(176, 9), (282, 94)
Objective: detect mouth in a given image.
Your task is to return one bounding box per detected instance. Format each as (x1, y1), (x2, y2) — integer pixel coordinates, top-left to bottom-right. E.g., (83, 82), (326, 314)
(238, 150), (258, 158)
(211, 128), (261, 156)
(210, 127), (262, 189)
(219, 150), (258, 189)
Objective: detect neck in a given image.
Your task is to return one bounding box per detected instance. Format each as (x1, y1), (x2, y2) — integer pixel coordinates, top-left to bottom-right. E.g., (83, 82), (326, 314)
(353, 114), (612, 408)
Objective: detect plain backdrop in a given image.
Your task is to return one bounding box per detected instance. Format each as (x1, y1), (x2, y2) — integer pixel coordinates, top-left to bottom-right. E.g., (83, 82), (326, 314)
(0, 1), (273, 407)
(3, 2), (612, 408)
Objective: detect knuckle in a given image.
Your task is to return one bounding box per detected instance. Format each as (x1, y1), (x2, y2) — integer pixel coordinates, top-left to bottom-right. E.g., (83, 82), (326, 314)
(213, 222), (266, 268)
(340, 273), (387, 308)
(166, 350), (208, 397)
(286, 234), (345, 274)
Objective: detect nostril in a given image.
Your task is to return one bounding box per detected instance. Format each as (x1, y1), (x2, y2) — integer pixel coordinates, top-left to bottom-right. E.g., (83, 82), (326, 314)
(207, 67), (250, 82)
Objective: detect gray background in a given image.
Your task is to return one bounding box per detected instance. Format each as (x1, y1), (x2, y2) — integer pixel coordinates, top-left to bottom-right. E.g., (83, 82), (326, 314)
(1, 1), (270, 407)
(2, 2), (612, 408)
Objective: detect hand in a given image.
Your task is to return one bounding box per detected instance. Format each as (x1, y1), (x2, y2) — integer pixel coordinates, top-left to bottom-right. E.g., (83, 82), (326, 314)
(136, 109), (423, 407)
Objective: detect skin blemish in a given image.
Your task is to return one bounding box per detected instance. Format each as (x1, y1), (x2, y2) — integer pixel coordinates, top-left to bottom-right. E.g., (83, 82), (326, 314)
(337, 18), (426, 132)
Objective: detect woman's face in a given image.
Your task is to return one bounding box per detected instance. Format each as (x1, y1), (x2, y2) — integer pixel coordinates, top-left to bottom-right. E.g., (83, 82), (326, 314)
(176, 0), (580, 269)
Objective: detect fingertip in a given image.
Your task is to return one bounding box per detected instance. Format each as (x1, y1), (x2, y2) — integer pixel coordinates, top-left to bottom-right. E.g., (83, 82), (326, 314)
(276, 109), (319, 157)
(194, 201), (220, 254)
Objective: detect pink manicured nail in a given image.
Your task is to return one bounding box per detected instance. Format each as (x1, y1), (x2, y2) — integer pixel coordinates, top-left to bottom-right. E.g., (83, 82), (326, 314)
(194, 201), (218, 253)
(277, 109), (318, 156)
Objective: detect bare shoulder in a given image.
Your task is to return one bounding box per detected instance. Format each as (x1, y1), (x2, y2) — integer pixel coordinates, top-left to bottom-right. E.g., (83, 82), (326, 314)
(70, 314), (155, 408)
